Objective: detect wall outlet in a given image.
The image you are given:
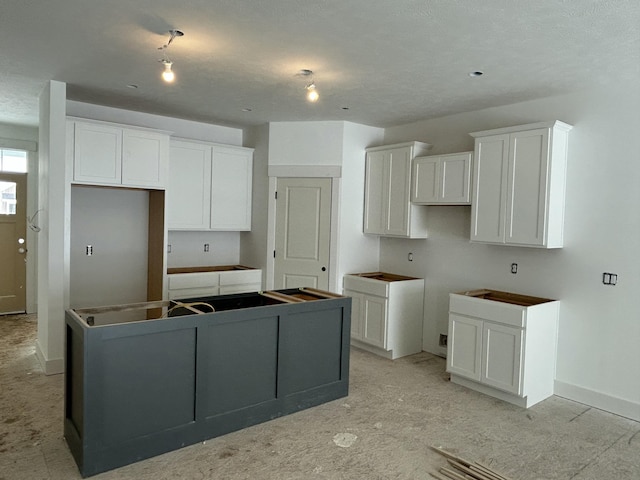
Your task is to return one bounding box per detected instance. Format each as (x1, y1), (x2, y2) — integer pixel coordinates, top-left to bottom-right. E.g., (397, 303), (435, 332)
(511, 263), (518, 274)
(602, 272), (618, 285)
(439, 334), (448, 347)
(204, 243), (210, 252)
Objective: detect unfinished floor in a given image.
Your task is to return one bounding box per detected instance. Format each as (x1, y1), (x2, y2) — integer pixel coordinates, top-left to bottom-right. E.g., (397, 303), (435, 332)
(1, 313), (639, 480)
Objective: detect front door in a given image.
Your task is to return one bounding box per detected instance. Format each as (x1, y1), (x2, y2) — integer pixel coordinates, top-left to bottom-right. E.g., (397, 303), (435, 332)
(274, 177), (331, 290)
(0, 173), (27, 314)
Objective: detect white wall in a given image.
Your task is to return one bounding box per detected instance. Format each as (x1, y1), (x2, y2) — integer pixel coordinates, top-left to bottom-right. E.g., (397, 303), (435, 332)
(167, 231), (240, 268)
(0, 123), (39, 313)
(381, 83), (640, 420)
(268, 121), (345, 165)
(336, 122), (384, 290)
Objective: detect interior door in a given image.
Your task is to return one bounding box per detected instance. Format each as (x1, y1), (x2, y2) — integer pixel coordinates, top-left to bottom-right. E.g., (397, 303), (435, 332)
(0, 173), (27, 314)
(274, 177), (331, 290)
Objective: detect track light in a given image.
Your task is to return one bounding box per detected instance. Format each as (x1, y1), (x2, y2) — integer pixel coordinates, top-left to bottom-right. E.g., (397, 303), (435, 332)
(306, 82), (319, 102)
(158, 29), (183, 83)
(161, 61), (175, 83)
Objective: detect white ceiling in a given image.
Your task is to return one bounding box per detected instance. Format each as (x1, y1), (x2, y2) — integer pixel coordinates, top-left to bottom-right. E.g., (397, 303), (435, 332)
(1, 0), (639, 129)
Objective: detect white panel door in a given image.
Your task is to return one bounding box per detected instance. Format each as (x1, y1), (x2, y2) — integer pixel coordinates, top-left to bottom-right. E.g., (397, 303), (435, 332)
(506, 128), (549, 246)
(122, 129), (168, 188)
(446, 314), (482, 381)
(211, 146), (253, 231)
(167, 141), (212, 230)
(0, 173), (26, 313)
(73, 122), (122, 185)
(362, 294), (388, 349)
(274, 177), (331, 290)
(471, 134), (510, 243)
(363, 150), (385, 234)
(385, 147), (411, 236)
(481, 322), (523, 394)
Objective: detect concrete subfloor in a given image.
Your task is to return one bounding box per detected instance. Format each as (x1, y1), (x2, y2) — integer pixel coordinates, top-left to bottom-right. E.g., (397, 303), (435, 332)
(1, 314), (639, 480)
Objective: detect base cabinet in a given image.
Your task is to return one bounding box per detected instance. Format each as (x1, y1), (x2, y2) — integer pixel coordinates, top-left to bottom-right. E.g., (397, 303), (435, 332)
(167, 267), (262, 300)
(447, 290), (559, 408)
(344, 273), (424, 359)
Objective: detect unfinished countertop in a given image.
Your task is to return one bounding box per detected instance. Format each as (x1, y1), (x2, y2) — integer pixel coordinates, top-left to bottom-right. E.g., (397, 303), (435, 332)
(167, 265), (258, 274)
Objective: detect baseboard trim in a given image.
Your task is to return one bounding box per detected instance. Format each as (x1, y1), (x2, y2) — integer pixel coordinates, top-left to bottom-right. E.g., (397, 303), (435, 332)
(554, 380), (640, 421)
(35, 340), (64, 375)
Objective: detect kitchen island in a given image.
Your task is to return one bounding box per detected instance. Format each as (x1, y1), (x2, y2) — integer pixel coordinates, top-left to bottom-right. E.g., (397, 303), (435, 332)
(64, 288), (351, 477)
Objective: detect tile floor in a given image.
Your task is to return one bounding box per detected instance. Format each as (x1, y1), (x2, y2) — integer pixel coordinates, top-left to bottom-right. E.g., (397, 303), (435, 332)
(1, 314), (639, 479)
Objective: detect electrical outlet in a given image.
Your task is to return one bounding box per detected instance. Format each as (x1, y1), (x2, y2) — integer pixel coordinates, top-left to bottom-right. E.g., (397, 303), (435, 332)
(511, 263), (518, 274)
(408, 252), (413, 262)
(167, 244), (172, 254)
(602, 272), (618, 285)
(86, 245), (93, 256)
(204, 243), (210, 252)
(439, 334), (448, 347)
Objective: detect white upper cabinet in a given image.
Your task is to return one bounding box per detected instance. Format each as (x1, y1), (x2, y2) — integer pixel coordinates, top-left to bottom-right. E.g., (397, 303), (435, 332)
(364, 142), (431, 238)
(469, 121), (572, 248)
(69, 119), (169, 189)
(167, 138), (253, 231)
(412, 151), (472, 204)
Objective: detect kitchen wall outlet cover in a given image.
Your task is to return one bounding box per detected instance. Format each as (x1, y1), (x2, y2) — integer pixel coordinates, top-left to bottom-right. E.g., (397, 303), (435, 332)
(511, 263), (518, 274)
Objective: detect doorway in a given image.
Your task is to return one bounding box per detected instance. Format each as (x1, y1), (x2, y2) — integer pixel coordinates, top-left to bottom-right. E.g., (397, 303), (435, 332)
(0, 172), (27, 314)
(273, 177), (331, 290)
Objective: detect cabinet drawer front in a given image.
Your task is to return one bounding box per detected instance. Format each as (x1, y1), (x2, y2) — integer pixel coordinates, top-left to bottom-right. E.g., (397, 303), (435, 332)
(449, 294), (525, 327)
(168, 286), (219, 300)
(219, 270), (262, 286)
(168, 272), (220, 290)
(343, 276), (389, 298)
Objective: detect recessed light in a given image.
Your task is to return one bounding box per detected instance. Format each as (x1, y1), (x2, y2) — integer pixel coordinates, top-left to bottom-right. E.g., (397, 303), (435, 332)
(469, 71), (484, 77)
(127, 84), (139, 89)
(242, 108), (252, 112)
(297, 69), (313, 77)
(341, 107), (350, 111)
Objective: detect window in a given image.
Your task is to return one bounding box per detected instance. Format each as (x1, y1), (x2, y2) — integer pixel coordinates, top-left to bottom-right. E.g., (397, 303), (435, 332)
(0, 181), (17, 215)
(0, 149), (28, 173)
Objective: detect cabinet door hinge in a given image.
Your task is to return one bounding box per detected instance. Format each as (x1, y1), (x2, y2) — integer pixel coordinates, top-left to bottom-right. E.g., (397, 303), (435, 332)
(273, 250), (276, 258)
(275, 191), (278, 200)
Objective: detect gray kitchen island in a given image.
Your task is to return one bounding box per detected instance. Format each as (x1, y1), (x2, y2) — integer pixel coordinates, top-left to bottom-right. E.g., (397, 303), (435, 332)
(64, 288), (351, 477)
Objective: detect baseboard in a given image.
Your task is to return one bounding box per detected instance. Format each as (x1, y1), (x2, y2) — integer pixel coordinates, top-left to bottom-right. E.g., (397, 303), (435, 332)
(35, 340), (64, 375)
(554, 380), (640, 422)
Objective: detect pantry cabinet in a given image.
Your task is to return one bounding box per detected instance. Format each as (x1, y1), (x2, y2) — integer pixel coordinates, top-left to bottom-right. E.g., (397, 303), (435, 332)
(447, 289), (559, 408)
(469, 121), (572, 248)
(364, 142), (431, 238)
(343, 273), (424, 359)
(69, 119), (169, 189)
(412, 151), (472, 204)
(167, 139), (253, 231)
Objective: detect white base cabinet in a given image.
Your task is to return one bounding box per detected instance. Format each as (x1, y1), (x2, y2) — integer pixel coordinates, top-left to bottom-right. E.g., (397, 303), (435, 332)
(447, 290), (559, 408)
(167, 139), (253, 231)
(68, 118), (169, 189)
(412, 152), (472, 204)
(343, 273), (424, 359)
(469, 121), (572, 248)
(364, 142), (431, 238)
(167, 268), (262, 300)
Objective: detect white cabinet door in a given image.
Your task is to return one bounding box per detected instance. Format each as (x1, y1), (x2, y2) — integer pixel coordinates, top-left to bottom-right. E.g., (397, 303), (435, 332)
(447, 313), (482, 381)
(412, 156), (440, 203)
(210, 146), (253, 231)
(122, 129), (168, 188)
(73, 122), (122, 185)
(345, 290), (364, 340)
(167, 141), (212, 230)
(441, 153), (471, 204)
(363, 150), (386, 234)
(471, 134), (510, 243)
(506, 128), (549, 246)
(481, 322), (523, 395)
(385, 147), (412, 236)
(362, 294), (388, 349)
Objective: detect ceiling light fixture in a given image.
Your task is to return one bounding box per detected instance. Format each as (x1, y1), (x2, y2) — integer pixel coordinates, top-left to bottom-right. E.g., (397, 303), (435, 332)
(158, 29), (184, 83)
(298, 69), (319, 103)
(469, 71), (484, 77)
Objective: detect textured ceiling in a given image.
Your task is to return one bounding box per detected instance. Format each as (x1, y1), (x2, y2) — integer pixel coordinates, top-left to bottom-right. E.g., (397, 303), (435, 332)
(1, 0), (639, 128)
